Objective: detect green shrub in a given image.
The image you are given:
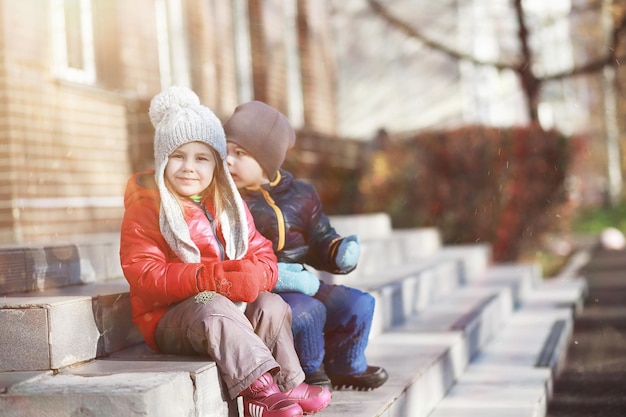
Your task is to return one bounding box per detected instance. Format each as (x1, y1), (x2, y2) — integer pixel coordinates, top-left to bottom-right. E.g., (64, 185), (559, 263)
(572, 201), (626, 234)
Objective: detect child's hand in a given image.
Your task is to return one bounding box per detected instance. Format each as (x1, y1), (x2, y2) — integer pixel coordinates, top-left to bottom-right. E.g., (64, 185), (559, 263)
(274, 262), (320, 296)
(197, 258), (266, 303)
(335, 235), (360, 272)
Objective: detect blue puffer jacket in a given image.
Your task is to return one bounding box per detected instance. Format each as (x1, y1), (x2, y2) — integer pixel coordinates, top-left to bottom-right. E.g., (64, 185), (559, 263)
(239, 169), (355, 275)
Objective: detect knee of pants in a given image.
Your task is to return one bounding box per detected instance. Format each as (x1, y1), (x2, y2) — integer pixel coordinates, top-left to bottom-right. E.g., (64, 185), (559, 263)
(325, 286), (375, 328)
(281, 293), (326, 317)
(350, 291), (375, 319)
(156, 294), (250, 355)
(247, 292), (292, 326)
(281, 293), (326, 336)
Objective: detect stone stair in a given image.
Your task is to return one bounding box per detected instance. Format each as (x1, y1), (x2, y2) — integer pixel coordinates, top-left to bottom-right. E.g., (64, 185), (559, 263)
(0, 213), (588, 417)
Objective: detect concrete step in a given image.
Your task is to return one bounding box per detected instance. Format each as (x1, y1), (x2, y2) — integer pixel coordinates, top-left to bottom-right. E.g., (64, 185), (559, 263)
(0, 228), (452, 373)
(0, 253), (460, 375)
(0, 357), (232, 417)
(0, 265), (517, 417)
(328, 212), (393, 240)
(0, 279), (141, 372)
(425, 251), (588, 417)
(317, 276), (521, 417)
(331, 243), (499, 340)
(428, 307), (574, 417)
(319, 227), (445, 286)
(0, 233), (122, 296)
(0, 216), (588, 417)
(436, 243), (493, 283)
(521, 276), (588, 316)
(0, 238), (458, 373)
(5, 240), (564, 415)
(0, 262), (586, 417)
(367, 257), (462, 338)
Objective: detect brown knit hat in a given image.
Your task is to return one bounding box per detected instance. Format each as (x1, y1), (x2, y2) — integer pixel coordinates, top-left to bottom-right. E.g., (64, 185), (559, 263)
(224, 101), (295, 180)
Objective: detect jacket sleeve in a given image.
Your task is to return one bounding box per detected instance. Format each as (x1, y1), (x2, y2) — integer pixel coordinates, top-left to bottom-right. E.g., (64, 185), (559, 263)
(301, 185), (349, 274)
(243, 203), (278, 291)
(120, 197), (201, 308)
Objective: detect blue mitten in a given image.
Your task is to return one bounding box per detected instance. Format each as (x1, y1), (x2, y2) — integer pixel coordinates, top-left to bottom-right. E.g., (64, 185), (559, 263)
(274, 262), (320, 296)
(335, 235), (360, 272)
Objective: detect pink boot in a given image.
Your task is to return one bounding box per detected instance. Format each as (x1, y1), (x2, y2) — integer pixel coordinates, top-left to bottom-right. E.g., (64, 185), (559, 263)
(283, 382), (331, 415)
(241, 373), (303, 417)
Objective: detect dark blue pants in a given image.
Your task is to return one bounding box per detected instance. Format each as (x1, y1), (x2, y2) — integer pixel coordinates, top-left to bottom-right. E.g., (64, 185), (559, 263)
(279, 282), (375, 376)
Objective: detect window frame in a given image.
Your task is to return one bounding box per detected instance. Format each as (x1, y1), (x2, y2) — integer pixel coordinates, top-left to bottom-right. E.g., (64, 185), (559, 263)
(50, 0), (96, 84)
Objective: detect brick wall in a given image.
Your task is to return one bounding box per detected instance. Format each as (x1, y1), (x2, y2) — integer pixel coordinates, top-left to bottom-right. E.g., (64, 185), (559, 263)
(0, 0), (340, 244)
(298, 0), (337, 135)
(0, 0), (136, 243)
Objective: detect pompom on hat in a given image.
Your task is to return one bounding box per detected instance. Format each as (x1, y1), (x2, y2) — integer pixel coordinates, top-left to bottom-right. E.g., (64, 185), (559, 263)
(150, 86), (248, 262)
(224, 101), (295, 181)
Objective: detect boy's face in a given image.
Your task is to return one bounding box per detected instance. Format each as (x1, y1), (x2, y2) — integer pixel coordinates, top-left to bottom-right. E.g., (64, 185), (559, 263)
(165, 141), (216, 197)
(226, 142), (269, 188)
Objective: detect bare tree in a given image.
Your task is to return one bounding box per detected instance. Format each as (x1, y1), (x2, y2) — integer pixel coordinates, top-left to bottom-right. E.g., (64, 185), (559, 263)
(365, 0), (626, 204)
(365, 0), (626, 122)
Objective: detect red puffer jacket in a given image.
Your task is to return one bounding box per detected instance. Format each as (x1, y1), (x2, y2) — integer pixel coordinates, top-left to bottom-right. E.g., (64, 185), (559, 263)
(120, 170), (278, 350)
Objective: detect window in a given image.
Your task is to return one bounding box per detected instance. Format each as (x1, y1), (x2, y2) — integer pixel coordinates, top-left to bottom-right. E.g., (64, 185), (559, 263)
(51, 0), (96, 84)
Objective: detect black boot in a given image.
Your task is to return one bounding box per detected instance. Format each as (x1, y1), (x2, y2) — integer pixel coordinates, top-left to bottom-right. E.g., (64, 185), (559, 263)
(304, 364), (333, 390)
(327, 366), (389, 391)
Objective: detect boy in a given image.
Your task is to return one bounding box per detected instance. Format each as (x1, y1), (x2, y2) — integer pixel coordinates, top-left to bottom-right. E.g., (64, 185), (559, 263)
(225, 101), (388, 391)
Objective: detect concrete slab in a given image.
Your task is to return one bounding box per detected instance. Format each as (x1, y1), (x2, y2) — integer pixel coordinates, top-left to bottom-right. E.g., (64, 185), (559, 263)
(474, 310), (567, 360)
(323, 284), (521, 417)
(0, 249), (30, 294)
(0, 371), (196, 417)
(0, 280), (136, 371)
(437, 244), (493, 283)
(0, 308), (52, 371)
(522, 277), (588, 315)
(323, 333), (459, 417)
(392, 227), (442, 260)
(0, 371), (52, 391)
(328, 212), (392, 240)
(64, 351), (235, 417)
(0, 295), (102, 371)
(429, 404), (541, 417)
(430, 366), (549, 417)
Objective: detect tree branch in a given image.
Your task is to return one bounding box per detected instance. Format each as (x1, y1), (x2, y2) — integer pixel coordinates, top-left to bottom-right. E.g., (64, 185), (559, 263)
(365, 0), (625, 81)
(365, 0), (513, 70)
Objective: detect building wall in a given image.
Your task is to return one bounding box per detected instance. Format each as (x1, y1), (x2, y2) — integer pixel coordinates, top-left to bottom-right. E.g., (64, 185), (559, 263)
(299, 0), (337, 133)
(0, 0), (337, 244)
(0, 1), (133, 243)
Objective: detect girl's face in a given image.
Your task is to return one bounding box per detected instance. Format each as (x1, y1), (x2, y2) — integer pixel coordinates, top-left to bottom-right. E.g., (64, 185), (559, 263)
(165, 141), (217, 197)
(226, 142), (269, 188)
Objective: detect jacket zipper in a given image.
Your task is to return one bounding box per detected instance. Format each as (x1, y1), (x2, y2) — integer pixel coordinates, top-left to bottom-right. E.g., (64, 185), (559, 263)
(199, 203), (225, 261)
(258, 188), (286, 252)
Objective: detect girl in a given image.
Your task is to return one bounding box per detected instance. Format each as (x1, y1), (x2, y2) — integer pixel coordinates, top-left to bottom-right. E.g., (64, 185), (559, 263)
(119, 87), (331, 417)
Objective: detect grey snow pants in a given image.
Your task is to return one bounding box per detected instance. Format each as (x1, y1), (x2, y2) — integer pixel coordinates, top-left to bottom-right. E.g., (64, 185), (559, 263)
(154, 291), (305, 399)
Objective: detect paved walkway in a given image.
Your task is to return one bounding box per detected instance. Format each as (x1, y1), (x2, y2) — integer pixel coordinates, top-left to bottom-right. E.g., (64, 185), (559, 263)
(547, 246), (626, 417)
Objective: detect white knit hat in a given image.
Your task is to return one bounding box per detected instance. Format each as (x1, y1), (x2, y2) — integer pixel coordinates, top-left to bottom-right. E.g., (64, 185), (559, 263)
(149, 86), (248, 262)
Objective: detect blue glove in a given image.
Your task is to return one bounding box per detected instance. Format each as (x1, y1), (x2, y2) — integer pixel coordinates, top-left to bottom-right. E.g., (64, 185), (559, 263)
(274, 262), (320, 296)
(335, 235), (360, 272)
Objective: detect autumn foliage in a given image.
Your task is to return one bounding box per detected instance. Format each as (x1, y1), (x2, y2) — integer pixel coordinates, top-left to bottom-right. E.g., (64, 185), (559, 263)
(286, 125), (580, 262)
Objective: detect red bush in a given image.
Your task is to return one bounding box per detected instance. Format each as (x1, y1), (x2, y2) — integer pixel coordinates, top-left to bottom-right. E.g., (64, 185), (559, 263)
(285, 125), (580, 262)
(357, 124), (580, 261)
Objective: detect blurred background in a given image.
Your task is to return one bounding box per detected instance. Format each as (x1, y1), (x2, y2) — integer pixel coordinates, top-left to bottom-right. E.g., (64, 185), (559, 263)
(1, 0), (625, 269)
